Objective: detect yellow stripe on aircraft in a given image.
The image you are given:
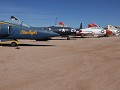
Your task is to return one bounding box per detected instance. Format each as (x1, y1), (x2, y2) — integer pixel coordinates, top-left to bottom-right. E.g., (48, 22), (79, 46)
(0, 22), (13, 26)
(0, 22), (9, 24)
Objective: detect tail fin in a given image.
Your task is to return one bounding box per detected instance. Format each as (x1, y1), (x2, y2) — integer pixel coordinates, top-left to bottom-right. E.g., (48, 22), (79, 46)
(108, 25), (117, 30)
(92, 23), (99, 27)
(80, 23), (82, 29)
(59, 22), (65, 26)
(58, 22), (67, 27)
(88, 23), (99, 28)
(88, 24), (93, 28)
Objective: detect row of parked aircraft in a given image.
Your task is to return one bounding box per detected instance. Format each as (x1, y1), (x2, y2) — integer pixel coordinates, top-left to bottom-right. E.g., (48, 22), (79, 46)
(40, 19), (120, 39)
(76, 23), (120, 38)
(0, 16), (119, 47)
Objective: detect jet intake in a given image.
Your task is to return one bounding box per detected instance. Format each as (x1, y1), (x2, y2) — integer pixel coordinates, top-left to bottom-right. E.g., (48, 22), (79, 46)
(0, 24), (10, 36)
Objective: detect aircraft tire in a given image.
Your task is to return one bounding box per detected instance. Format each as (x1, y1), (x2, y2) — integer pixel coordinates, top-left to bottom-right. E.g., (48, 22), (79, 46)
(67, 37), (70, 40)
(11, 42), (17, 47)
(81, 34), (84, 38)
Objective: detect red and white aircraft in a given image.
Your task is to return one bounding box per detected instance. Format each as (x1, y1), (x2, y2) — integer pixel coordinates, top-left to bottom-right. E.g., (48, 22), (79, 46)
(76, 23), (113, 37)
(108, 25), (120, 36)
(76, 23), (107, 38)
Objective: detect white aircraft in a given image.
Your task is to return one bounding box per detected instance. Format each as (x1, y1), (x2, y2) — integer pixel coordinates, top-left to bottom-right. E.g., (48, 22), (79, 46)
(76, 23), (106, 38)
(108, 25), (120, 36)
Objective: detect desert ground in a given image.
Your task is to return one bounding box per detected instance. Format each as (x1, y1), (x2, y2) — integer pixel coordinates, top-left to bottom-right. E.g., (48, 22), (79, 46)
(0, 36), (120, 90)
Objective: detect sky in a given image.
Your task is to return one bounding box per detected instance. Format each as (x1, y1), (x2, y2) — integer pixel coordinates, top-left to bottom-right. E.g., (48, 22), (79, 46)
(0, 0), (120, 28)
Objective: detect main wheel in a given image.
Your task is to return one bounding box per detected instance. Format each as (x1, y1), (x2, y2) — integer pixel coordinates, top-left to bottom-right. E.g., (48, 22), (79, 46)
(81, 34), (84, 38)
(11, 42), (17, 47)
(67, 37), (70, 40)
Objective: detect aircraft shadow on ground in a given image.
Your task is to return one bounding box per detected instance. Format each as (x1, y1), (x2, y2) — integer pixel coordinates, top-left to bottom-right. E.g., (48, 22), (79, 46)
(51, 39), (68, 40)
(72, 36), (102, 38)
(72, 36), (84, 38)
(51, 38), (76, 40)
(0, 44), (55, 47)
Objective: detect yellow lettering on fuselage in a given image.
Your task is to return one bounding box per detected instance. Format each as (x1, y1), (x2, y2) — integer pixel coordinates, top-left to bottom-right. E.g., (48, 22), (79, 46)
(20, 30), (38, 35)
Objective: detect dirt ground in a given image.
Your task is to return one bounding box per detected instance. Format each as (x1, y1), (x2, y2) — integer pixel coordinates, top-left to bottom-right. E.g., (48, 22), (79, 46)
(0, 36), (120, 90)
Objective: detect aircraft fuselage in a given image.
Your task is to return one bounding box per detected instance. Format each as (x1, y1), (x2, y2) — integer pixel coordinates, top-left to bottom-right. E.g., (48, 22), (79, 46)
(41, 26), (77, 37)
(0, 23), (59, 40)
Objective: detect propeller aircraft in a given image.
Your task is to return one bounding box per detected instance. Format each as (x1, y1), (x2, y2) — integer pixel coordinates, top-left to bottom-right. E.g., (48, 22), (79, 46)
(40, 22), (77, 40)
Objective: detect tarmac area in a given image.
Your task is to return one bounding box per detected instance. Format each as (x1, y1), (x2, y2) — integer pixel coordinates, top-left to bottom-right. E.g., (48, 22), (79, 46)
(0, 36), (120, 90)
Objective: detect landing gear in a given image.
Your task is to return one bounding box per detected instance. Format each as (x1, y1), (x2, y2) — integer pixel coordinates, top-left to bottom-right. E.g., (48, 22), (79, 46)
(81, 34), (84, 38)
(104, 34), (109, 37)
(11, 40), (20, 49)
(67, 36), (70, 40)
(97, 36), (100, 38)
(11, 42), (17, 47)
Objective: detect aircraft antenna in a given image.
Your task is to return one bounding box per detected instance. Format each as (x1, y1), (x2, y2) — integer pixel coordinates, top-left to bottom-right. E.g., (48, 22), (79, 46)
(55, 17), (58, 26)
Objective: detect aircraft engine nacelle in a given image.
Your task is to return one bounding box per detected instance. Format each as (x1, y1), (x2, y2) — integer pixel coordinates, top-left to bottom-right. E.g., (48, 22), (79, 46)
(0, 24), (10, 36)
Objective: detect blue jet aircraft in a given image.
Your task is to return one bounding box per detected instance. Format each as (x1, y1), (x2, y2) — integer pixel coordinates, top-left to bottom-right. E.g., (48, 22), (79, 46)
(10, 16), (77, 40)
(0, 16), (59, 47)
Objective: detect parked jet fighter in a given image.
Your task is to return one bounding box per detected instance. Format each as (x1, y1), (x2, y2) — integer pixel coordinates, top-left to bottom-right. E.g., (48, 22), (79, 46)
(88, 23), (113, 37)
(0, 16), (59, 46)
(40, 22), (77, 40)
(108, 25), (120, 36)
(76, 23), (107, 38)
